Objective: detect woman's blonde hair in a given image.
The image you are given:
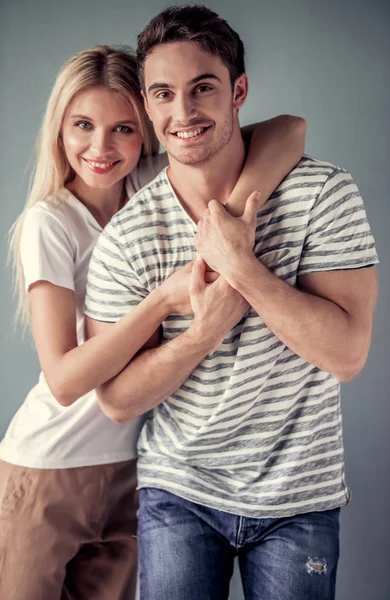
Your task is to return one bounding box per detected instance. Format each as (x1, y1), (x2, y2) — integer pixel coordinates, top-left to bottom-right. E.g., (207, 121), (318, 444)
(9, 44), (158, 331)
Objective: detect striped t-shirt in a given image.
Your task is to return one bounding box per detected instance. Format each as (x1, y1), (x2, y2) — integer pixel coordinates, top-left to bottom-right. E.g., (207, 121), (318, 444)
(85, 156), (378, 518)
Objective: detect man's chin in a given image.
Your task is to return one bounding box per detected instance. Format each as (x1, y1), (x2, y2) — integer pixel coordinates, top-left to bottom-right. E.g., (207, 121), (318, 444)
(168, 147), (215, 166)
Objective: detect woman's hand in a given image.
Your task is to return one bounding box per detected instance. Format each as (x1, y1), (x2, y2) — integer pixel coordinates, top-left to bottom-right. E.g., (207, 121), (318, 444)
(189, 257), (249, 351)
(161, 261), (219, 315)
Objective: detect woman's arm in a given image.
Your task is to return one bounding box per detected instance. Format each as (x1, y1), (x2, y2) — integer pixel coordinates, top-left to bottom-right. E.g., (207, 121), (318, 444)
(228, 115), (307, 216)
(138, 115), (306, 215)
(83, 116), (307, 418)
(28, 264), (195, 407)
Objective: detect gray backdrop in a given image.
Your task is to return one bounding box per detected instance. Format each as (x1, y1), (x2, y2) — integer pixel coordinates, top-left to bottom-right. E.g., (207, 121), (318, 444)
(1, 0), (389, 599)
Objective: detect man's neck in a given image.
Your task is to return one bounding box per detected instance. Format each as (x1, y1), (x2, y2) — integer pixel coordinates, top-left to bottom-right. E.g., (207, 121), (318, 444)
(167, 127), (246, 223)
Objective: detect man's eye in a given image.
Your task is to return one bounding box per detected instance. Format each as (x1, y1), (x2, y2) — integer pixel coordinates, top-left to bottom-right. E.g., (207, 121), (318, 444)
(76, 121), (92, 130)
(156, 91), (170, 100)
(196, 85), (212, 93)
(116, 125), (133, 134)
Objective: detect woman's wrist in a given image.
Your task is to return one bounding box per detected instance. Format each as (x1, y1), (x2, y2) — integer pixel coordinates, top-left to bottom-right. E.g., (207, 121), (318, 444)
(150, 285), (173, 319)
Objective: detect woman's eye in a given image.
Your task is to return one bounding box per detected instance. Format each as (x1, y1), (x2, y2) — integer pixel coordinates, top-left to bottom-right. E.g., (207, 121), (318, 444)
(76, 121), (92, 130)
(116, 125), (133, 134)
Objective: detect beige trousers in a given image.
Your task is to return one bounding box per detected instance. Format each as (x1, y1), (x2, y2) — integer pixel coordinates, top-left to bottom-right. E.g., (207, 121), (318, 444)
(0, 459), (138, 600)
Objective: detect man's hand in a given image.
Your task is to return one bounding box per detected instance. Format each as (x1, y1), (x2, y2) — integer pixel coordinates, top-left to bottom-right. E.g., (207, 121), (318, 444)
(189, 257), (249, 351)
(195, 191), (261, 280)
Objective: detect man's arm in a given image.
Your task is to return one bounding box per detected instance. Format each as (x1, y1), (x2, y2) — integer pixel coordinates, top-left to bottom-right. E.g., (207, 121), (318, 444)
(223, 260), (377, 381)
(194, 174), (378, 381)
(86, 259), (248, 422)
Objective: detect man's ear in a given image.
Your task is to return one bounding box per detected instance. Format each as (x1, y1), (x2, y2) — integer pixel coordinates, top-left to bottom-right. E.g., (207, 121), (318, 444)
(233, 73), (248, 110)
(141, 90), (153, 122)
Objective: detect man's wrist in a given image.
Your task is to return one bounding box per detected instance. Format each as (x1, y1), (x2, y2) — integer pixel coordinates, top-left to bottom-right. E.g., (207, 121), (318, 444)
(224, 252), (260, 291)
(186, 319), (224, 354)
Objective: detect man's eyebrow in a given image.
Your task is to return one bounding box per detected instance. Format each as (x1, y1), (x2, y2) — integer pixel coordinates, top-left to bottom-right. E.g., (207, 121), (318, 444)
(147, 82), (170, 93)
(189, 73), (221, 85)
(147, 73), (221, 94)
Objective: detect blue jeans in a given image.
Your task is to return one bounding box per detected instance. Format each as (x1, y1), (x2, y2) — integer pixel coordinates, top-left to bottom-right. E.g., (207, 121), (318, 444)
(138, 488), (340, 600)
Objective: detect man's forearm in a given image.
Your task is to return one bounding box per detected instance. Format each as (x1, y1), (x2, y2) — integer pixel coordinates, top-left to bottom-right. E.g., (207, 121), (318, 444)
(228, 256), (374, 381)
(97, 323), (221, 423)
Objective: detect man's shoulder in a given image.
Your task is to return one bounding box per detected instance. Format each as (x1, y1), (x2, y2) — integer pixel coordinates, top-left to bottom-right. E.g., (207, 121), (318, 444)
(276, 155), (351, 203)
(290, 155), (348, 179)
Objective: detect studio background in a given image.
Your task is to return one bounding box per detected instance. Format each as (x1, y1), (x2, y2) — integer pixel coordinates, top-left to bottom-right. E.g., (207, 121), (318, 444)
(0, 0), (389, 598)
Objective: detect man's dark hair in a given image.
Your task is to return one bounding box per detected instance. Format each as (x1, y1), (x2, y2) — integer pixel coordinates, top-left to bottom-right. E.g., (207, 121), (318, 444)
(137, 4), (245, 90)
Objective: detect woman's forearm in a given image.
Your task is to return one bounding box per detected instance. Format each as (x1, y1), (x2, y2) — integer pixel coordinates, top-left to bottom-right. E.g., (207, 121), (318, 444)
(229, 115), (307, 216)
(50, 288), (170, 406)
(54, 116), (307, 407)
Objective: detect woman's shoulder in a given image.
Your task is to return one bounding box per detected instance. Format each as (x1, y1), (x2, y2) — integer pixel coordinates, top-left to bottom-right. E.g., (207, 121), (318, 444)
(24, 188), (86, 231)
(27, 188), (74, 217)
(126, 152), (169, 195)
(21, 189), (79, 244)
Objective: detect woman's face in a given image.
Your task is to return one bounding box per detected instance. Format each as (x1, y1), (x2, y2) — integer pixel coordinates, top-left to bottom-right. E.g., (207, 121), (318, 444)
(62, 85), (143, 191)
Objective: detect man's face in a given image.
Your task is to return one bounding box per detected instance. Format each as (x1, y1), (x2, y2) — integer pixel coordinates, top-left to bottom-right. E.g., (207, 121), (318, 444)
(142, 41), (248, 166)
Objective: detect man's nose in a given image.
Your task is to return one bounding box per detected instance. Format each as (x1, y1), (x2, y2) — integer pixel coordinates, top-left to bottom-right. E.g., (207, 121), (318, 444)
(174, 93), (198, 124)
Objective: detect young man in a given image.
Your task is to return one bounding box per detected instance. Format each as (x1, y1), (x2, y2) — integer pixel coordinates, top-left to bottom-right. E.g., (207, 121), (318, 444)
(85, 5), (378, 599)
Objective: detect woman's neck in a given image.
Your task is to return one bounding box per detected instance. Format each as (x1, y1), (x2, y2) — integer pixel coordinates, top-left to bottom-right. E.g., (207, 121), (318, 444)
(67, 177), (126, 228)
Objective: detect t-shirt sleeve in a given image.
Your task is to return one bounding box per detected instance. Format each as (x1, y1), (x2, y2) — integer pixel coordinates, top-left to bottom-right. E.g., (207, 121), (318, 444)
(84, 220), (148, 322)
(20, 206), (75, 292)
(298, 168), (379, 275)
(125, 153), (169, 197)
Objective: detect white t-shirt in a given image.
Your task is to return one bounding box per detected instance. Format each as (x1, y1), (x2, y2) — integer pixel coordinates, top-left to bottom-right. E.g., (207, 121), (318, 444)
(0, 154), (168, 469)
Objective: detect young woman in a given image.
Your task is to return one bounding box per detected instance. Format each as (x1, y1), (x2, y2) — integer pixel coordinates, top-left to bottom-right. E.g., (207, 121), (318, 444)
(0, 45), (306, 600)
